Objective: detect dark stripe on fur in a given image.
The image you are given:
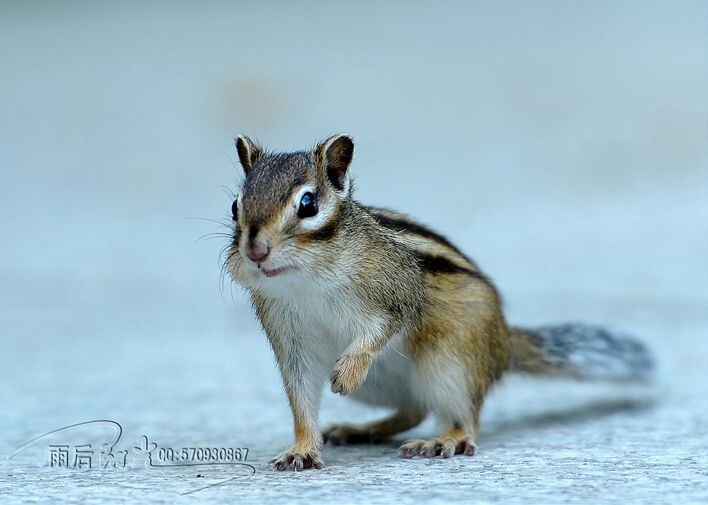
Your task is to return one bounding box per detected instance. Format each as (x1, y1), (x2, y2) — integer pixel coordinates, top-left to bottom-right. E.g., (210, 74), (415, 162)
(300, 213), (341, 242)
(415, 252), (474, 275)
(366, 208), (472, 261)
(413, 252), (492, 286)
(364, 206), (496, 288)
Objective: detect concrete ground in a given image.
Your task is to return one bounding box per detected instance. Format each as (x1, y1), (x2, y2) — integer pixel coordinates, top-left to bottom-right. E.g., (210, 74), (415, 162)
(1, 1), (706, 503)
(2, 286), (707, 504)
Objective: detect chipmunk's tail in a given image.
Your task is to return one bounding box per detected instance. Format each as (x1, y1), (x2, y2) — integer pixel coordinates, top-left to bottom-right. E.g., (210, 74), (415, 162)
(509, 323), (655, 383)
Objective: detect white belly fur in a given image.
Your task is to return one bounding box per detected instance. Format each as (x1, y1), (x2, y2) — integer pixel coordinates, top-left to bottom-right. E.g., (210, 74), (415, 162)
(348, 332), (420, 410)
(252, 269), (424, 413)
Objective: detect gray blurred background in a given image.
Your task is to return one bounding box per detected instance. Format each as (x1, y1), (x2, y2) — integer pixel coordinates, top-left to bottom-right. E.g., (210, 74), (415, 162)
(1, 1), (707, 503)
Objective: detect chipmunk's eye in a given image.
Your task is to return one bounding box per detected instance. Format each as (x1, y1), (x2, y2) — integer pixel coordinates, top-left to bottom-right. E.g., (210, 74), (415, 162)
(297, 192), (318, 219)
(231, 199), (238, 221)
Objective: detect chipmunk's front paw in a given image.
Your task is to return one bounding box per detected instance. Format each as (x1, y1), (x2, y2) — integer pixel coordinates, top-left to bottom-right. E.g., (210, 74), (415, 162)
(330, 351), (372, 395)
(270, 448), (324, 471)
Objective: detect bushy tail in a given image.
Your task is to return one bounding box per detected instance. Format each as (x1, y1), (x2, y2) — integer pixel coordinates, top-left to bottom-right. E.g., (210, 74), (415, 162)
(509, 323), (655, 382)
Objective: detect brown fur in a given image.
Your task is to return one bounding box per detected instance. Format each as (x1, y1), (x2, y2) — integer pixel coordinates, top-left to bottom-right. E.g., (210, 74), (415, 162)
(229, 135), (512, 468)
(226, 135), (652, 471)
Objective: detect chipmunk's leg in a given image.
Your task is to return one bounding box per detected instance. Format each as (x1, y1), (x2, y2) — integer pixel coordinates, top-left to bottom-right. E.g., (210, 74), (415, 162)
(400, 314), (498, 458)
(323, 410), (425, 445)
(400, 273), (507, 459)
(268, 337), (326, 471)
(399, 342), (494, 458)
(398, 370), (482, 459)
(270, 373), (325, 470)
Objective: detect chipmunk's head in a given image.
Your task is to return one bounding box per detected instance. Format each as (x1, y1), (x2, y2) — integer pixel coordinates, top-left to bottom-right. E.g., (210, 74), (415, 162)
(227, 134), (355, 288)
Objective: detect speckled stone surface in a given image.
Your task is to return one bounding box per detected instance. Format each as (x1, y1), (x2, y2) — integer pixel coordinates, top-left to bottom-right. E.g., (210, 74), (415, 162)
(3, 289), (707, 504)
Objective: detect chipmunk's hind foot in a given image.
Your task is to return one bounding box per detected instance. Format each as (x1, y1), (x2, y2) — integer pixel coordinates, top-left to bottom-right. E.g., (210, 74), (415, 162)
(323, 410), (425, 446)
(322, 423), (384, 445)
(400, 426), (476, 459)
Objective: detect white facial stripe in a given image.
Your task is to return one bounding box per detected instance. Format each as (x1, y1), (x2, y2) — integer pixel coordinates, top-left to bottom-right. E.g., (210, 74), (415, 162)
(236, 191), (245, 228)
(291, 185), (336, 231)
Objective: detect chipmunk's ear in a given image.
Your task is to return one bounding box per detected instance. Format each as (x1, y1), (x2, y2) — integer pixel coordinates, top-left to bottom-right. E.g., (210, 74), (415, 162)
(235, 135), (265, 175)
(315, 134), (354, 191)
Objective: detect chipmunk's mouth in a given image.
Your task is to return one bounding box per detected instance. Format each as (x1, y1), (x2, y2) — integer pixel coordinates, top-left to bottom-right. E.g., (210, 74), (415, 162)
(258, 265), (293, 278)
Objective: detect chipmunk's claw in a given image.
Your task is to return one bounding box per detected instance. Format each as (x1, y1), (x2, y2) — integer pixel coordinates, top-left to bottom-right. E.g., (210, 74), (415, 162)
(270, 449), (324, 471)
(400, 437), (476, 459)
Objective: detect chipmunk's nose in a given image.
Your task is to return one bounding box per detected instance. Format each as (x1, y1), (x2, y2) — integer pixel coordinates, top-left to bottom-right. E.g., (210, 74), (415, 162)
(247, 242), (270, 263)
(246, 226), (271, 263)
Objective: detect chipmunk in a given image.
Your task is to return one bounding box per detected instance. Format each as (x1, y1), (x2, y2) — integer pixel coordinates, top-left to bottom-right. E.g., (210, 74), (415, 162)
(225, 134), (654, 471)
